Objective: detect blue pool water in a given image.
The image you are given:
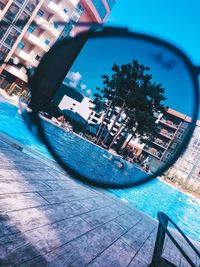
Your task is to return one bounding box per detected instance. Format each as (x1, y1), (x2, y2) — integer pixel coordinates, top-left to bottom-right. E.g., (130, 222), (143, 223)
(110, 181), (200, 241)
(0, 98), (200, 242)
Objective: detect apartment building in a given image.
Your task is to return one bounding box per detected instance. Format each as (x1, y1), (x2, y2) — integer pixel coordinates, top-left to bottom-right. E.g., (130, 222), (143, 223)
(170, 121), (200, 183)
(88, 105), (126, 137)
(0, 0), (116, 96)
(123, 109), (200, 178)
(143, 109), (187, 158)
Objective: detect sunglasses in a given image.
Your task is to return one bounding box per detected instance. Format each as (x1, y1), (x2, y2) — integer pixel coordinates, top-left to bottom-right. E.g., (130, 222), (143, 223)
(1, 22), (199, 189)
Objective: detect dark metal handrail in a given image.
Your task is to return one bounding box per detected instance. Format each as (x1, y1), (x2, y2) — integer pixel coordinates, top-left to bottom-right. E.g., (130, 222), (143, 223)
(149, 212), (200, 267)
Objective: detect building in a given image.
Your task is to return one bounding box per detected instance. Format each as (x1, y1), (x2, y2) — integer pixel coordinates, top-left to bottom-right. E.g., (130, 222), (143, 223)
(0, 0), (116, 96)
(54, 81), (94, 124)
(140, 109), (189, 171)
(123, 108), (200, 175)
(170, 121), (200, 183)
(87, 105), (126, 138)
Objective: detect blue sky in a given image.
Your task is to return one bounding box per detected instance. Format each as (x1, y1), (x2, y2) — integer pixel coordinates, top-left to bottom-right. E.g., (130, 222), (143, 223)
(107, 0), (200, 119)
(106, 0), (200, 66)
(68, 0), (200, 118)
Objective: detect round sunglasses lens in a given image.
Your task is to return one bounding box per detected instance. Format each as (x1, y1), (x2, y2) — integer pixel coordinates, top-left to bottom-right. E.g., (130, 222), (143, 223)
(25, 34), (197, 187)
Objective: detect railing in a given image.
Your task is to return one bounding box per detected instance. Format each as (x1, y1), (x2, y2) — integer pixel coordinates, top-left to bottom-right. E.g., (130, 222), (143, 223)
(159, 129), (174, 139)
(160, 118), (179, 129)
(143, 146), (163, 159)
(153, 139), (168, 148)
(149, 212), (200, 267)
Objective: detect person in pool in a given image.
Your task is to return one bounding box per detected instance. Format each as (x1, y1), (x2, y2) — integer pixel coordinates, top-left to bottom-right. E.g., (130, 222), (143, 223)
(109, 155), (126, 170)
(109, 155), (129, 176)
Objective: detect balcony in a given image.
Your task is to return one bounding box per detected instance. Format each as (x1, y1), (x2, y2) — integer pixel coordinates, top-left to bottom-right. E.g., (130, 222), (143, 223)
(5, 65), (28, 82)
(46, 1), (69, 22)
(158, 128), (174, 139)
(24, 32), (50, 52)
(35, 16), (60, 37)
(160, 118), (180, 129)
(152, 139), (168, 149)
(143, 146), (163, 160)
(14, 48), (39, 67)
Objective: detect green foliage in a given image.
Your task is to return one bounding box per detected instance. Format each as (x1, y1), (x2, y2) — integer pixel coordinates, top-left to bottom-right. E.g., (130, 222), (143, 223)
(92, 60), (167, 145)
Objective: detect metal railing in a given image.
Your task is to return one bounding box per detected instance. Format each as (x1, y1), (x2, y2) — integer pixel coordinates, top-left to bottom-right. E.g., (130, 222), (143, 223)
(149, 212), (200, 267)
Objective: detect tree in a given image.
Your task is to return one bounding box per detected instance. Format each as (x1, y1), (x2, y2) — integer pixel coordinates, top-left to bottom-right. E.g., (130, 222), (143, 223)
(92, 60), (167, 150)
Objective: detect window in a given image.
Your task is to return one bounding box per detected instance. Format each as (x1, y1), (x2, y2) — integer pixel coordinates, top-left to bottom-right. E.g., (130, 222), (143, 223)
(35, 55), (41, 61)
(37, 10), (44, 17)
(94, 113), (101, 119)
(0, 1), (5, 10)
(91, 0), (107, 20)
(73, 3), (84, 17)
(53, 22), (59, 29)
(73, 103), (76, 106)
(27, 24), (35, 33)
(165, 152), (171, 159)
(0, 46), (10, 61)
(63, 8), (68, 14)
(113, 125), (119, 130)
(26, 2), (38, 13)
(182, 122), (188, 129)
(44, 39), (50, 45)
(76, 3), (84, 14)
(4, 3), (19, 22)
(171, 142), (177, 148)
(4, 28), (20, 46)
(177, 133), (183, 138)
(92, 118), (98, 123)
(18, 41), (25, 49)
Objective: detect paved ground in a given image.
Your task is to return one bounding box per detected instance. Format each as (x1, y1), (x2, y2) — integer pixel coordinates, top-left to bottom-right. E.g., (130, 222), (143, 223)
(0, 138), (199, 266)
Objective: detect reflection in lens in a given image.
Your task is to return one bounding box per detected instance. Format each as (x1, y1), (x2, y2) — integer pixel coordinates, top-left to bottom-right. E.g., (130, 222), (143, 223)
(36, 36), (196, 187)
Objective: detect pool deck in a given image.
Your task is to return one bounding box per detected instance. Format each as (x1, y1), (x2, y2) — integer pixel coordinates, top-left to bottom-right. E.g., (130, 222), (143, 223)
(0, 138), (199, 266)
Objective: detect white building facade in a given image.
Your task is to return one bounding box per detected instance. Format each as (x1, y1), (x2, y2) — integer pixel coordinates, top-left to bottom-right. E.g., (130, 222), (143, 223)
(59, 92), (93, 122)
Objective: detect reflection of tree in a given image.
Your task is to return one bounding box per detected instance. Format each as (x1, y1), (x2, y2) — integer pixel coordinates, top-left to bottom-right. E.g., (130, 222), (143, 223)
(92, 60), (167, 151)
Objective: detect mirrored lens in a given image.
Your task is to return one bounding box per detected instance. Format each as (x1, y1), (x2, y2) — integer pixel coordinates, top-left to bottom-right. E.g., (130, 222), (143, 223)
(26, 35), (197, 187)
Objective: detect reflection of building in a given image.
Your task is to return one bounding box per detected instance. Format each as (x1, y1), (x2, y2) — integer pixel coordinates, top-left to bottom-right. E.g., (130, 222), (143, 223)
(123, 108), (198, 173)
(88, 105), (126, 137)
(141, 109), (189, 171)
(53, 82), (94, 124)
(0, 0), (116, 96)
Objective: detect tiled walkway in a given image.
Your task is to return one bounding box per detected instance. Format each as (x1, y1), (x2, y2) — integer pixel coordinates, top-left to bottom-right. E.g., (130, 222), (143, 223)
(0, 139), (199, 266)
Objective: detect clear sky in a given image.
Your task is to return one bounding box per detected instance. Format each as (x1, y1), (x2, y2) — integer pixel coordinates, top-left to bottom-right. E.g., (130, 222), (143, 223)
(67, 0), (200, 119)
(105, 0), (200, 66)
(107, 0), (200, 119)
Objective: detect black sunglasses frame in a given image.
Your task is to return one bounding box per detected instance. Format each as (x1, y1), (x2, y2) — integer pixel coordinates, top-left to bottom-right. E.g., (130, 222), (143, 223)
(12, 26), (200, 188)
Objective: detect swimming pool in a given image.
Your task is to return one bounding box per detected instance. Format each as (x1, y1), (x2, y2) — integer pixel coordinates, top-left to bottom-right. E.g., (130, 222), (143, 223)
(0, 97), (200, 242)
